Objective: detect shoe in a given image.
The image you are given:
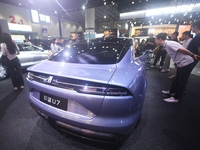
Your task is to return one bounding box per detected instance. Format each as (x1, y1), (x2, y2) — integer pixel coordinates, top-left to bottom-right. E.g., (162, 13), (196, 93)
(162, 90), (175, 96)
(146, 67), (149, 70)
(14, 87), (18, 90)
(162, 90), (170, 94)
(164, 97), (179, 103)
(159, 66), (162, 69)
(161, 68), (170, 72)
(161, 69), (167, 73)
(168, 74), (176, 79)
(20, 86), (24, 89)
(150, 65), (155, 68)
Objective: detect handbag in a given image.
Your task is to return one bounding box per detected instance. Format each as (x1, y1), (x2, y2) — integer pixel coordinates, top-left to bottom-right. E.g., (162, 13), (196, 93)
(1, 55), (7, 66)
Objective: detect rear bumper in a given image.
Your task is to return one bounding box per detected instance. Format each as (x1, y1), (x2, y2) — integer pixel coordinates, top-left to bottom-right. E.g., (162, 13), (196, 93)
(31, 103), (124, 143)
(27, 79), (144, 142)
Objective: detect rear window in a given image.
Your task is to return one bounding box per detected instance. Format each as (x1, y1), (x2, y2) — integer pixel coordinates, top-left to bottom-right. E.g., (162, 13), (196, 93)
(49, 39), (131, 64)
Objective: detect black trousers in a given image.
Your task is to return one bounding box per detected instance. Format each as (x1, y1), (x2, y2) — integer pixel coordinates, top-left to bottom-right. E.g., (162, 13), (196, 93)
(7, 57), (24, 87)
(153, 49), (167, 66)
(170, 61), (197, 99)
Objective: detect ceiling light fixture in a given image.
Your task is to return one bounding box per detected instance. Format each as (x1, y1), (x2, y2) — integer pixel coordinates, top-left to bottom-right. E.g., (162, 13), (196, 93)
(145, 4), (193, 17)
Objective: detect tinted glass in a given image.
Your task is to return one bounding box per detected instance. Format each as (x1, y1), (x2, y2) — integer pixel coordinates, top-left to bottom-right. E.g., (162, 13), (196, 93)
(19, 44), (43, 51)
(49, 38), (131, 64)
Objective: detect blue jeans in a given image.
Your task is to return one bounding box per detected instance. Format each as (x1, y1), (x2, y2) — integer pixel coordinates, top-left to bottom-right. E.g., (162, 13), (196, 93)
(143, 49), (153, 63)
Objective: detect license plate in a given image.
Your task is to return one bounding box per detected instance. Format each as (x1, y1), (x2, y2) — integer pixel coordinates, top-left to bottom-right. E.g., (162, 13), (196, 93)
(40, 92), (68, 111)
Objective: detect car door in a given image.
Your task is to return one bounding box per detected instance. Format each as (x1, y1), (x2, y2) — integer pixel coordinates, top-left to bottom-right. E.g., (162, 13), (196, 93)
(17, 44), (48, 67)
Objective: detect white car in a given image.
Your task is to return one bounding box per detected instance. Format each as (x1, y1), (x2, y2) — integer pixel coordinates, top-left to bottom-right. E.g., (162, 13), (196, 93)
(0, 43), (49, 80)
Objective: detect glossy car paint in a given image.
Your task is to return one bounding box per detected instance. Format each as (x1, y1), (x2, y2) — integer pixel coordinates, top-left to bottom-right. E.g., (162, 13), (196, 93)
(26, 38), (147, 142)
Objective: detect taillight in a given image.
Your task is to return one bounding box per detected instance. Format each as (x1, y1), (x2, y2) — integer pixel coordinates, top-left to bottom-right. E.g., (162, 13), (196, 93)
(77, 85), (132, 96)
(27, 72), (132, 96)
(76, 86), (106, 95)
(106, 87), (130, 96)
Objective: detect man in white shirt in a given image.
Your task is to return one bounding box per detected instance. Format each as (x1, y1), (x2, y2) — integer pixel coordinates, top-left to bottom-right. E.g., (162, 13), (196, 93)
(168, 31), (193, 79)
(182, 31), (193, 49)
(24, 37), (32, 45)
(155, 33), (199, 103)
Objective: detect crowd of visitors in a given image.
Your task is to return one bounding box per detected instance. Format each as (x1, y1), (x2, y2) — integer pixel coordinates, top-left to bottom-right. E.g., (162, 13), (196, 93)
(134, 20), (200, 103)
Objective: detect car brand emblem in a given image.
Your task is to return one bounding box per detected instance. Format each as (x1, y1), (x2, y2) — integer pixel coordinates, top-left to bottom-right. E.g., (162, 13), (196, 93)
(47, 76), (53, 83)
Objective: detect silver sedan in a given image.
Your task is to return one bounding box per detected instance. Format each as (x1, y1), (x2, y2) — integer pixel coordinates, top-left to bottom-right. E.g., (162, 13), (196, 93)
(0, 43), (49, 80)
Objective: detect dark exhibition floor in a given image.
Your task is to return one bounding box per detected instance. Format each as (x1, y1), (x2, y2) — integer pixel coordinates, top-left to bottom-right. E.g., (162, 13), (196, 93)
(0, 66), (200, 150)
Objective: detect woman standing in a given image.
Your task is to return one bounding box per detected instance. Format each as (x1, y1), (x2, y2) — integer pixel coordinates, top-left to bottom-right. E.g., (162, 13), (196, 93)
(50, 38), (61, 54)
(0, 33), (24, 90)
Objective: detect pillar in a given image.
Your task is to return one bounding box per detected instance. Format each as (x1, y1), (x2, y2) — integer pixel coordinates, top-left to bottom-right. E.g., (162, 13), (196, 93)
(84, 8), (95, 39)
(58, 13), (62, 38)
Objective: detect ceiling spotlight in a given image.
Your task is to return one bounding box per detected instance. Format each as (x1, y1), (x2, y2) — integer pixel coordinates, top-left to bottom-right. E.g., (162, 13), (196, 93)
(82, 5), (85, 10)
(104, 16), (107, 18)
(132, 2), (135, 4)
(19, 3), (21, 5)
(54, 11), (57, 14)
(104, 2), (106, 5)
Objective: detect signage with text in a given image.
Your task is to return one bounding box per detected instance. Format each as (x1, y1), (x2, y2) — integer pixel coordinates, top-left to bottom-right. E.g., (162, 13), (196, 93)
(31, 9), (51, 24)
(39, 14), (50, 24)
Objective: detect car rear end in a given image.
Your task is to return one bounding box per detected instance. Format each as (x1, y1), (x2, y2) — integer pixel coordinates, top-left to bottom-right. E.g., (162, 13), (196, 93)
(26, 38), (145, 142)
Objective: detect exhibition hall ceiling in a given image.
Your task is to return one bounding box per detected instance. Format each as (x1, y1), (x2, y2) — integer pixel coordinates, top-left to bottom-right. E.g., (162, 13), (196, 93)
(0, 0), (199, 26)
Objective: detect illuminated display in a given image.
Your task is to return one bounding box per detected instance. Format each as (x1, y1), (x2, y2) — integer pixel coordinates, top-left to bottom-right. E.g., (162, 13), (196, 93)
(39, 14), (50, 24)
(145, 5), (193, 17)
(31, 9), (51, 24)
(31, 9), (39, 23)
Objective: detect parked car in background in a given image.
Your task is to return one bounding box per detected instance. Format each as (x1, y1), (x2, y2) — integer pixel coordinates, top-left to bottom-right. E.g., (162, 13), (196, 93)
(0, 43), (49, 80)
(26, 37), (147, 143)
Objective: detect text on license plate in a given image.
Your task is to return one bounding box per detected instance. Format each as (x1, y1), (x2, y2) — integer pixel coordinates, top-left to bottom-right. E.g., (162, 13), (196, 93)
(40, 92), (68, 111)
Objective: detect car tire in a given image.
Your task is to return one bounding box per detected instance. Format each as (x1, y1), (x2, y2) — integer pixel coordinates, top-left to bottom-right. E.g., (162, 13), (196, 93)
(0, 64), (8, 80)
